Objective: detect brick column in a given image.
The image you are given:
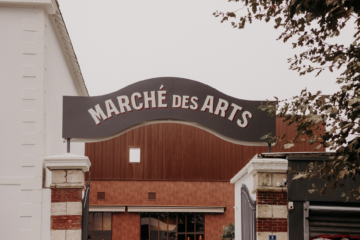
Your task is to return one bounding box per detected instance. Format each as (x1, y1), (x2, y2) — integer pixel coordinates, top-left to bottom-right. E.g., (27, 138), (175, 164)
(44, 153), (91, 240)
(247, 158), (288, 240)
(254, 173), (288, 240)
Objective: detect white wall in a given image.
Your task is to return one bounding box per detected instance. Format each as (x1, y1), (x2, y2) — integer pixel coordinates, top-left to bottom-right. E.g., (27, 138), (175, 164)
(0, 6), (41, 178)
(41, 11), (86, 240)
(234, 173), (255, 240)
(0, 4), (85, 240)
(44, 13), (85, 157)
(0, 185), (22, 239)
(42, 9), (85, 190)
(0, 6), (45, 239)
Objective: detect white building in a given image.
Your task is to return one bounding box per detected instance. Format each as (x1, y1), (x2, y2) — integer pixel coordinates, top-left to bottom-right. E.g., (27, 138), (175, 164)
(0, 1), (87, 239)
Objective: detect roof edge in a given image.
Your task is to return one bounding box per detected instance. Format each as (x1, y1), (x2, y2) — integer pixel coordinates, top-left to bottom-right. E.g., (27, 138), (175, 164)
(0, 0), (89, 96)
(52, 4), (89, 96)
(261, 152), (334, 159)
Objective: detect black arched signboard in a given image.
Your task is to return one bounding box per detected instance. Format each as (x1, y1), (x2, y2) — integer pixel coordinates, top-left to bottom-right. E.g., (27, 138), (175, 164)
(63, 77), (275, 146)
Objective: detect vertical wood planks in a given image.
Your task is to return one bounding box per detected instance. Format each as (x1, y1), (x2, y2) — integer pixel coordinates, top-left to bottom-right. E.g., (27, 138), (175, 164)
(85, 119), (324, 181)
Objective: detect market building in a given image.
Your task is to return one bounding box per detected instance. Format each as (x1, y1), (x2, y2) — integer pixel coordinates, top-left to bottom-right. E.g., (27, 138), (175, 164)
(83, 121), (319, 240)
(1, 1), (359, 240)
(69, 77), (324, 240)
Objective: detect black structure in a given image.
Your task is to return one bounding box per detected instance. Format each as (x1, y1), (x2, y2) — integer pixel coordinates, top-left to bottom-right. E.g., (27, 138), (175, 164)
(241, 184), (256, 240)
(286, 155), (360, 240)
(82, 179), (90, 240)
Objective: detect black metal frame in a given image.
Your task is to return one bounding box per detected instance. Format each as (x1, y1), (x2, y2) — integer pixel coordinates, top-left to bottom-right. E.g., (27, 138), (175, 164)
(82, 177), (90, 240)
(287, 157), (360, 240)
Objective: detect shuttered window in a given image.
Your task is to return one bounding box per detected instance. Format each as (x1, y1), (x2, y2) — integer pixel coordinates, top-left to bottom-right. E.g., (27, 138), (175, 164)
(304, 202), (360, 240)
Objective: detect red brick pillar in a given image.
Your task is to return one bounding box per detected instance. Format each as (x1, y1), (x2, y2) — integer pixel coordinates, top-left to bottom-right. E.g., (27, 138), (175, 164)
(44, 153), (91, 240)
(253, 172), (288, 240)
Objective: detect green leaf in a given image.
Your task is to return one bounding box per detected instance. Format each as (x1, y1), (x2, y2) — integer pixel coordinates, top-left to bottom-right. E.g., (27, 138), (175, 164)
(309, 135), (317, 145)
(283, 143), (295, 149)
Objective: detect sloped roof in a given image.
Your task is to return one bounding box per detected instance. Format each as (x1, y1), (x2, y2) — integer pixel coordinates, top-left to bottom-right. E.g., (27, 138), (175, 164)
(52, 1), (88, 96)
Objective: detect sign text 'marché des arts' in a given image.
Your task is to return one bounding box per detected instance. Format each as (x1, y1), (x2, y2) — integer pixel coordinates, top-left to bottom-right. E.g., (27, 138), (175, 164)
(88, 84), (253, 129)
(62, 77), (275, 146)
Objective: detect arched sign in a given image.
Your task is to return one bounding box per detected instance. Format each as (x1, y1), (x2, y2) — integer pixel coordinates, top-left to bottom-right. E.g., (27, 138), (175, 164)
(63, 77), (275, 146)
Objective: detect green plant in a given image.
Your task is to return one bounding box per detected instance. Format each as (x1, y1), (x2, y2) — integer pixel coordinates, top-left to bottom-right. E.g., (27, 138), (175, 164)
(220, 222), (235, 240)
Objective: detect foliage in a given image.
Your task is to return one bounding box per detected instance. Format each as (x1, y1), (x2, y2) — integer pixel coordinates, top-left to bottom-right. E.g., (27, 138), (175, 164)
(220, 222), (235, 240)
(214, 0), (360, 201)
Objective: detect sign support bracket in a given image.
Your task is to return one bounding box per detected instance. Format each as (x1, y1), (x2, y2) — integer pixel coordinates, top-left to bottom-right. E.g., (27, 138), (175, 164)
(67, 138), (71, 153)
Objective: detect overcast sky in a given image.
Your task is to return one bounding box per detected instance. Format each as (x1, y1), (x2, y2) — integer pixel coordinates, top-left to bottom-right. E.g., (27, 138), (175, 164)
(59, 0), (354, 101)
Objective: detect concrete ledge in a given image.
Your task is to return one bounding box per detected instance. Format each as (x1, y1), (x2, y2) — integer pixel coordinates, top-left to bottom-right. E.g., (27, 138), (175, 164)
(247, 158), (288, 176)
(252, 186), (287, 193)
(50, 183), (85, 189)
(44, 153), (91, 172)
(230, 155), (288, 184)
(128, 206), (225, 213)
(90, 205), (126, 212)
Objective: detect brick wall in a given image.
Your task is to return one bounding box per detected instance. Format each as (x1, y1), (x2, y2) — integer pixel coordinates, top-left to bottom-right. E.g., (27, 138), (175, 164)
(257, 192), (287, 205)
(256, 218), (287, 232)
(92, 180), (234, 240)
(51, 216), (82, 230)
(51, 189), (82, 202)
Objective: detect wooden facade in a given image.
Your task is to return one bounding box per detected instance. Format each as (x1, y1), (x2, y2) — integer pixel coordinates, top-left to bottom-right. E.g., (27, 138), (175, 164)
(85, 119), (324, 181)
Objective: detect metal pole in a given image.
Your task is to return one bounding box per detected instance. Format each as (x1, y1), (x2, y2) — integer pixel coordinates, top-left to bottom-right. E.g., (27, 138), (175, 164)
(304, 201), (310, 240)
(67, 138), (70, 153)
(268, 143), (271, 153)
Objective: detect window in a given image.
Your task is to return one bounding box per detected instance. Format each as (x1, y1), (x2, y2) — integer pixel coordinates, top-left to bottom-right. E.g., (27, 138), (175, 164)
(141, 213), (205, 240)
(88, 213), (112, 240)
(129, 148), (141, 163)
(150, 213), (159, 240)
(141, 213), (150, 240)
(303, 202), (360, 239)
(178, 214), (185, 240)
(169, 214), (177, 240)
(186, 214), (195, 240)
